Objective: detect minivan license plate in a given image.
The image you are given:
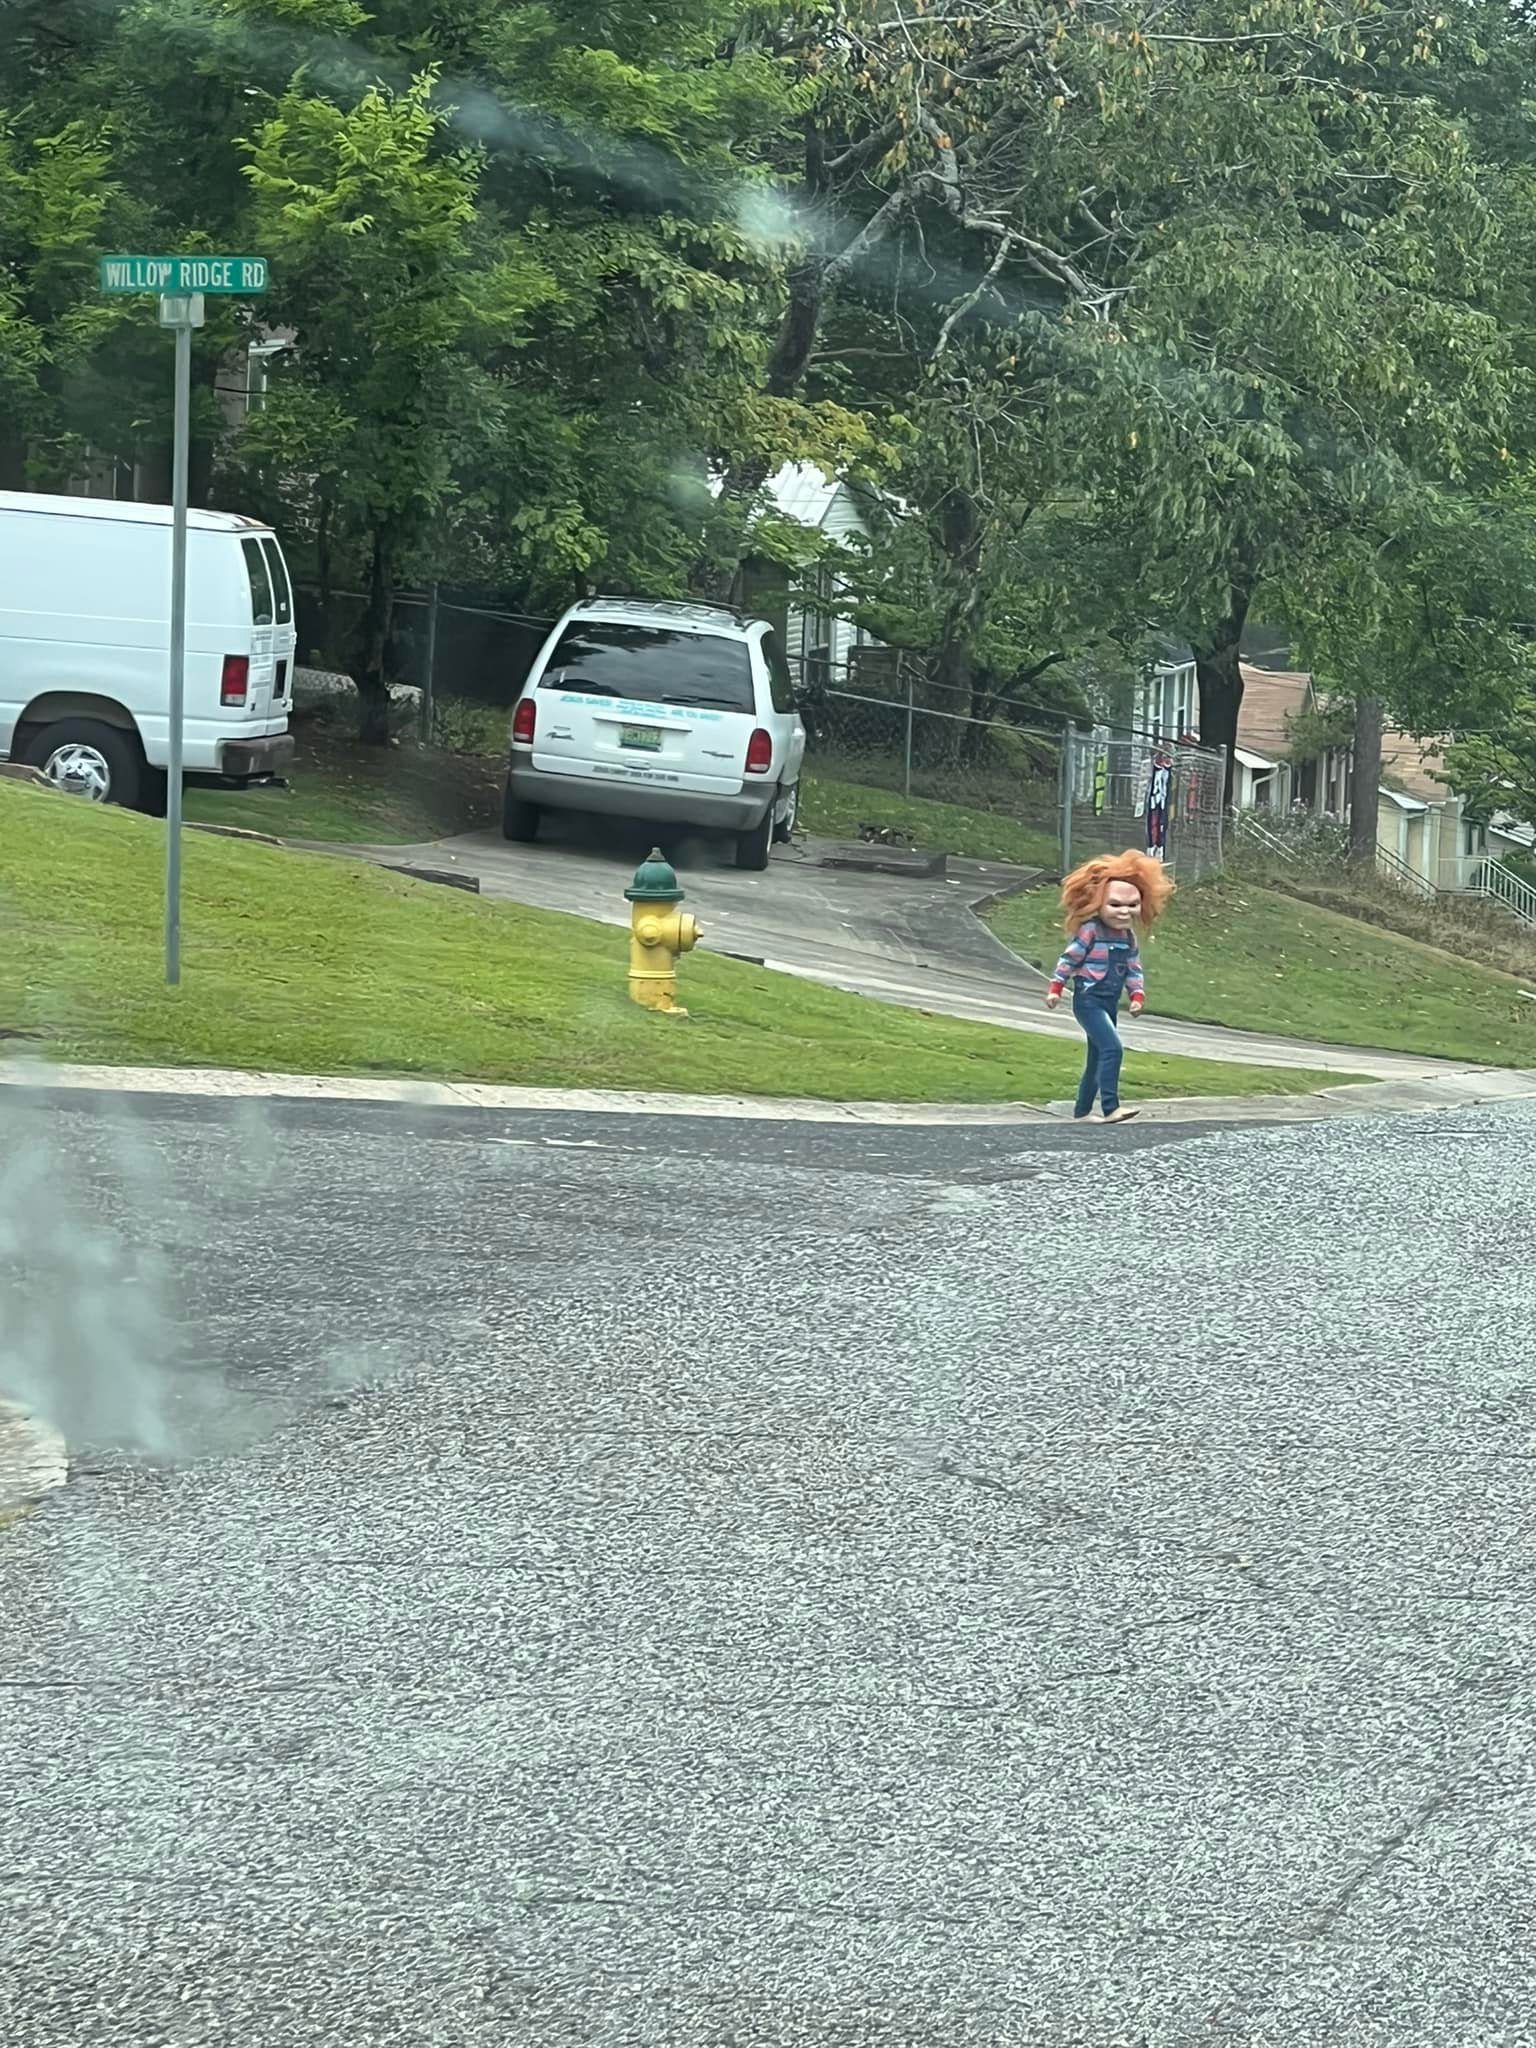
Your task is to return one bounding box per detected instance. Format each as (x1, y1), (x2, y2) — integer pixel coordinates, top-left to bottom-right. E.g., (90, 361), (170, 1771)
(619, 725), (663, 753)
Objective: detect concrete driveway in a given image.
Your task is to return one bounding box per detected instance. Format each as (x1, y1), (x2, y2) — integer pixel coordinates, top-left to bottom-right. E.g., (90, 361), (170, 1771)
(342, 821), (1503, 1084)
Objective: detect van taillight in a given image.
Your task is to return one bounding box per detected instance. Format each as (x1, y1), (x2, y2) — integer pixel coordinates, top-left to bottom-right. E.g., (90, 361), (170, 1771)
(512, 695), (536, 745)
(220, 655), (250, 707)
(746, 728), (773, 775)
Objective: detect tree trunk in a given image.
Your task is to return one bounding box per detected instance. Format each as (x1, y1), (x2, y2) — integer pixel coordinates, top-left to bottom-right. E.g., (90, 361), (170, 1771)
(692, 131), (907, 599)
(932, 487), (987, 761)
(352, 531), (395, 746)
(135, 438), (173, 505)
(1349, 694), (1383, 863)
(1193, 583), (1253, 810)
(0, 429), (27, 491)
(190, 348), (221, 508)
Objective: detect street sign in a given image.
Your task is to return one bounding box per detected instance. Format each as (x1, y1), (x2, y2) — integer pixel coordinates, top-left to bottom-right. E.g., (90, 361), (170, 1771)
(96, 253), (270, 985)
(98, 254), (269, 296)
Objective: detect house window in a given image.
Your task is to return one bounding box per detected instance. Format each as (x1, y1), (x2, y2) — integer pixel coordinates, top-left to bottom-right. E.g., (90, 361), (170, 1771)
(1464, 821), (1487, 858)
(1173, 664), (1194, 737)
(1140, 662), (1195, 739)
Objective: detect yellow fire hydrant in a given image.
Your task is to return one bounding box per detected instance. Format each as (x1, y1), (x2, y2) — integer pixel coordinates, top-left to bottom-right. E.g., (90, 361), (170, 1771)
(624, 848), (701, 1014)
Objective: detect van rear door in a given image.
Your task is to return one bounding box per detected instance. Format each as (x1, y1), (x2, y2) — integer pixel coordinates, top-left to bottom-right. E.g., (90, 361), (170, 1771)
(260, 536), (297, 709)
(238, 537), (280, 717)
(530, 623), (756, 796)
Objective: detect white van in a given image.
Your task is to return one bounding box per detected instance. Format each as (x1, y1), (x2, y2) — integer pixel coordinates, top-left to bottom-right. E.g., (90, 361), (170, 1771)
(0, 490), (297, 810)
(504, 596), (807, 870)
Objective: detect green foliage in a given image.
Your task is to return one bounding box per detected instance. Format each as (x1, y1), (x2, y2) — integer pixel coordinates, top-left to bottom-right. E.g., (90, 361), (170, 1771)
(1443, 698), (1536, 835)
(5, 0), (1536, 763)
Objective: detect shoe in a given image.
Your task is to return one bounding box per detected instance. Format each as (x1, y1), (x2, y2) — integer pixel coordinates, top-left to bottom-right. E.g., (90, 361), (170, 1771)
(1100, 1107), (1141, 1125)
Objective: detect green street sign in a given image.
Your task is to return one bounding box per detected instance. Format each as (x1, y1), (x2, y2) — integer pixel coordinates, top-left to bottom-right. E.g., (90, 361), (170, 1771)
(98, 254), (269, 296)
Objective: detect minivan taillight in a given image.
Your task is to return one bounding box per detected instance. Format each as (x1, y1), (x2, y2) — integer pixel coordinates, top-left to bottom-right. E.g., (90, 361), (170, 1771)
(220, 655), (250, 707)
(512, 695), (536, 745)
(746, 727), (773, 775)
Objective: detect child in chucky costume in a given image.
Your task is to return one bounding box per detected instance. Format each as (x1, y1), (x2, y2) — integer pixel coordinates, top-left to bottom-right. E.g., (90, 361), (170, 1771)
(1044, 851), (1175, 1125)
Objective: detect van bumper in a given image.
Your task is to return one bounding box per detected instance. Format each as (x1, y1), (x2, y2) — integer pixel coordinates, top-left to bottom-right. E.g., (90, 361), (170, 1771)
(508, 761), (776, 832)
(218, 734), (296, 783)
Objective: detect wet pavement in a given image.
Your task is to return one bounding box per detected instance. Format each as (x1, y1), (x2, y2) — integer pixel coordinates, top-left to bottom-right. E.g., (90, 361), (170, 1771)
(2, 1087), (1535, 2045)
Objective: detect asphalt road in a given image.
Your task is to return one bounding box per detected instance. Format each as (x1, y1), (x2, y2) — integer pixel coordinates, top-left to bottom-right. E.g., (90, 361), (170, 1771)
(3, 1087), (1534, 2047)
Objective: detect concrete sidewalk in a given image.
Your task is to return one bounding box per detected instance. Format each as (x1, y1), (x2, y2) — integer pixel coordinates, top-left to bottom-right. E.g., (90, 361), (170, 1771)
(4, 1056), (1535, 1125)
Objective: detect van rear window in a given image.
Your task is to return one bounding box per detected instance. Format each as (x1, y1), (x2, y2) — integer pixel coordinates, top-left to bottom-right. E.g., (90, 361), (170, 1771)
(261, 538), (293, 627)
(538, 623), (754, 713)
(241, 538), (274, 626)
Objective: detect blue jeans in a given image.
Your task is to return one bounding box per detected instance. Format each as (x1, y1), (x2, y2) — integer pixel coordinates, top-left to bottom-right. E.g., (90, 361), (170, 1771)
(1072, 981), (1125, 1118)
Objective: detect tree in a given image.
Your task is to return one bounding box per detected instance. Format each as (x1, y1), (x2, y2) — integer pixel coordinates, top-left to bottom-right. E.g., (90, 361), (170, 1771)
(1040, 2), (1531, 799)
(242, 74), (490, 741)
(0, 32), (128, 488)
(1443, 698), (1536, 838)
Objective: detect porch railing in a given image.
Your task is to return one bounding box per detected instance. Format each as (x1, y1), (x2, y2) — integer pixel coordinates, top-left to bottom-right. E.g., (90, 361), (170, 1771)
(1464, 855), (1536, 929)
(1375, 843), (1439, 901)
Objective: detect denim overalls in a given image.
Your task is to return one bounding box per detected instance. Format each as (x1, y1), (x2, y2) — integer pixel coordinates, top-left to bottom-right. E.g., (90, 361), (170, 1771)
(1072, 928), (1134, 1119)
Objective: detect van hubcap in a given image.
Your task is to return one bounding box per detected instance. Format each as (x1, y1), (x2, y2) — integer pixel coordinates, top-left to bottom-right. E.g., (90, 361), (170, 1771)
(43, 743), (112, 801)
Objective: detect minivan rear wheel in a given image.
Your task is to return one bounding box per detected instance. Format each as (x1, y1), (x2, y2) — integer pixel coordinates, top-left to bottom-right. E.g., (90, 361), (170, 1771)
(502, 779), (540, 843)
(25, 719), (143, 810)
(772, 782), (799, 846)
(735, 797), (775, 872)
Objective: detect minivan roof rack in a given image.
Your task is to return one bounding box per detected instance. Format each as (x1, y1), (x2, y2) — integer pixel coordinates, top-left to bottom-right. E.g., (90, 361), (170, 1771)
(577, 594), (753, 625)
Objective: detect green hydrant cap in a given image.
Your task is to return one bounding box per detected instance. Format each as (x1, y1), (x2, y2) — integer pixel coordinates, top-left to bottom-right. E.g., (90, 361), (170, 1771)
(624, 848), (685, 903)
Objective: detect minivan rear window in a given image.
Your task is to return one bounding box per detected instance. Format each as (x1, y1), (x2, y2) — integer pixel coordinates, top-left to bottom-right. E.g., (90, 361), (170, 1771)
(260, 538), (294, 627)
(241, 537), (274, 626)
(538, 623), (755, 713)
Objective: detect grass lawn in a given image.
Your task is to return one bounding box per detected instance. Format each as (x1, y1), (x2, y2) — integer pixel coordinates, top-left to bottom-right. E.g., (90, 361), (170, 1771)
(185, 715), (1060, 872)
(990, 877), (1536, 1068)
(0, 784), (1339, 1104)
(798, 772), (1059, 869)
(182, 723), (499, 845)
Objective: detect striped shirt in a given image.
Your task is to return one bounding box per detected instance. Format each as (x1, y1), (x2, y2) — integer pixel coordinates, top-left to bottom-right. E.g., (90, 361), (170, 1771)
(1049, 920), (1145, 1000)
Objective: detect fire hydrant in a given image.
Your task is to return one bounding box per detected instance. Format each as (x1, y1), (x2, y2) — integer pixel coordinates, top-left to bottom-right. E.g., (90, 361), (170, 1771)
(624, 848), (701, 1014)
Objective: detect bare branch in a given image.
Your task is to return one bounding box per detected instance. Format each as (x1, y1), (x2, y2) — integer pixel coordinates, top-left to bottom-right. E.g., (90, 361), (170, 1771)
(934, 232), (1015, 355)
(823, 186), (911, 289)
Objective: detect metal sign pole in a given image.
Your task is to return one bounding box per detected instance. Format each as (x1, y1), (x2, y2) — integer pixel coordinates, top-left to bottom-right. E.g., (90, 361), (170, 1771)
(159, 292), (204, 986)
(98, 256), (269, 986)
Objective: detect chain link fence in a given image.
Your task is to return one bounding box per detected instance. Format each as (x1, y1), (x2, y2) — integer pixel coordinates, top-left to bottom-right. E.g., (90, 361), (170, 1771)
(297, 585), (1225, 879)
(798, 662), (1226, 881)
(1064, 723), (1226, 884)
(795, 671), (1067, 869)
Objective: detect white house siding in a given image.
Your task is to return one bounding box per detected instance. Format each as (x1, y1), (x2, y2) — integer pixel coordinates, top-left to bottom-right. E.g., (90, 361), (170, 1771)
(778, 469), (877, 680)
(1132, 660), (1198, 742)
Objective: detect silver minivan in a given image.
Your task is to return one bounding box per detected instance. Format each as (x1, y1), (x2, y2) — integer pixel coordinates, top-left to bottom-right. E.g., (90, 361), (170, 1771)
(504, 596), (807, 870)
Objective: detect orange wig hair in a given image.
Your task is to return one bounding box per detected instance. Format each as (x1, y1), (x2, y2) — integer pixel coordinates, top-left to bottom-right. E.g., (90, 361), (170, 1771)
(1059, 850), (1175, 930)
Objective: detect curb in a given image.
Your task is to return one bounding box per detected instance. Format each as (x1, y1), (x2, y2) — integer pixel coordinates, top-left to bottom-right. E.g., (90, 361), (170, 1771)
(0, 1399), (68, 1519)
(3, 1057), (1534, 1128)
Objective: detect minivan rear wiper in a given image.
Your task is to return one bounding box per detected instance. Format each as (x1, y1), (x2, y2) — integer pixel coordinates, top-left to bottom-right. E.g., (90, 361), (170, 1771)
(543, 676), (624, 696)
(659, 694), (743, 711)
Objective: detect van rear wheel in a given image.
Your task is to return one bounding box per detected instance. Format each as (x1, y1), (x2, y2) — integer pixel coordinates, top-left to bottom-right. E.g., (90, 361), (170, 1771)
(502, 778), (540, 843)
(735, 797), (775, 872)
(24, 719), (143, 810)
